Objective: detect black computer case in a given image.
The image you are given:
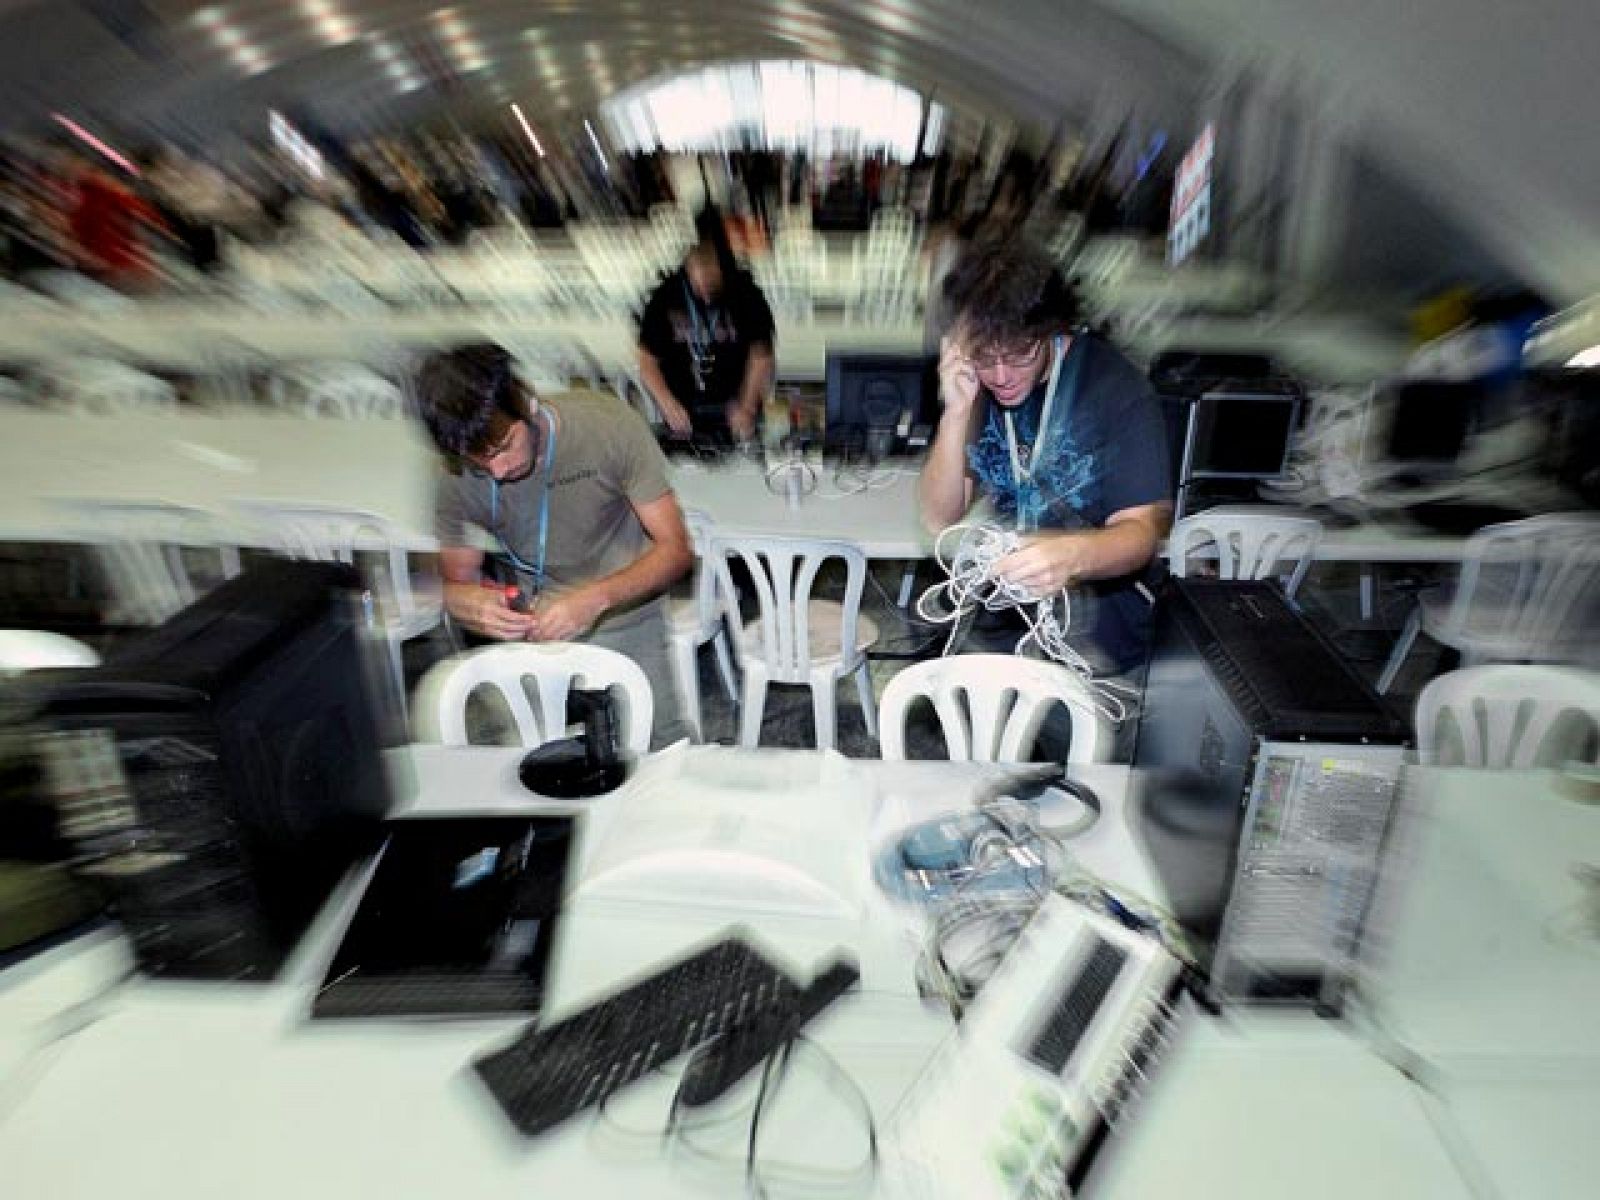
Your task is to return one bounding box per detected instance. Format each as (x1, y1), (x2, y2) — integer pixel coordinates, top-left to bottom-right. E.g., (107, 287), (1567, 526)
(1130, 579), (1410, 1008)
(21, 559), (394, 980)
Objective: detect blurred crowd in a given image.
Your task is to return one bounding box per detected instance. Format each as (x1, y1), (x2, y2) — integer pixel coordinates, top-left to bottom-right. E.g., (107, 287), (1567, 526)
(0, 123), (1175, 295)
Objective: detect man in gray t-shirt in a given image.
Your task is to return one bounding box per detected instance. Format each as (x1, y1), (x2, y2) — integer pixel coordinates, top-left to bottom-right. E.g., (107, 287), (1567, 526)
(415, 343), (694, 745)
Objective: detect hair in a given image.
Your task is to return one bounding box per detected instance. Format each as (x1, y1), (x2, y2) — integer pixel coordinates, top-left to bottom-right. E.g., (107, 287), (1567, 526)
(412, 342), (523, 459)
(941, 235), (1081, 352)
(691, 203), (741, 280)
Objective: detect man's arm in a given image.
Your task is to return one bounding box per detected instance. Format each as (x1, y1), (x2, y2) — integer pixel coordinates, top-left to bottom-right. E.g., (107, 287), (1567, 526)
(918, 336), (980, 531)
(528, 491), (693, 642)
(439, 544), (536, 640)
(995, 502), (1172, 596)
(638, 347), (692, 437)
(729, 342), (774, 441)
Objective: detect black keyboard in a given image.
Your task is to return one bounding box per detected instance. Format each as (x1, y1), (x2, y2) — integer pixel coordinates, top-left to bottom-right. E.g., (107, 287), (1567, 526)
(313, 970), (542, 1019)
(473, 937), (801, 1136)
(1024, 938), (1127, 1074)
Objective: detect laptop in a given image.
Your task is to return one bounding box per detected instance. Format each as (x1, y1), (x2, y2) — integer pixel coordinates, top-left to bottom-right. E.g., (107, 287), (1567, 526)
(312, 815), (574, 1019)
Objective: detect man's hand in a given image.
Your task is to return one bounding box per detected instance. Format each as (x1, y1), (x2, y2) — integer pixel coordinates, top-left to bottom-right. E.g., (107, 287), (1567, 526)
(528, 584), (610, 643)
(657, 395), (693, 437)
(938, 335), (981, 423)
(726, 401), (757, 442)
(445, 582), (536, 640)
(996, 532), (1094, 598)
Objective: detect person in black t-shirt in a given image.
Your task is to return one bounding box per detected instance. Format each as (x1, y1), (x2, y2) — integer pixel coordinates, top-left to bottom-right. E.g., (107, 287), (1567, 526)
(637, 211), (775, 444)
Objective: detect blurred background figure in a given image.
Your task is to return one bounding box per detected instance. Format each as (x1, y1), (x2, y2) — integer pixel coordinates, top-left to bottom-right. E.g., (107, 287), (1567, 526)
(637, 208), (776, 446)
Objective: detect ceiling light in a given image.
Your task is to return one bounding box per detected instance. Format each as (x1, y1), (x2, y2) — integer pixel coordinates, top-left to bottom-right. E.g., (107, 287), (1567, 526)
(511, 102), (545, 157)
(298, 0), (358, 47)
(52, 114), (138, 175)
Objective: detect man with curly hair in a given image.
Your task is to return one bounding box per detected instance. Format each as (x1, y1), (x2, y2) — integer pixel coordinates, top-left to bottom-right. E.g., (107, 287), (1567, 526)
(918, 236), (1171, 677)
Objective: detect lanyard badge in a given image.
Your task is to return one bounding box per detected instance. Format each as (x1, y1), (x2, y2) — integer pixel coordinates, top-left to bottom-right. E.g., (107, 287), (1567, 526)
(683, 281), (719, 393)
(489, 409), (558, 590)
(1002, 336), (1079, 533)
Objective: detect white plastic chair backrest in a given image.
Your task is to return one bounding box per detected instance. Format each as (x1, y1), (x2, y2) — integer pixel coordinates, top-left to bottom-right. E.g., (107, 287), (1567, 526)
(412, 642), (653, 757)
(1168, 512), (1323, 595)
(232, 500), (420, 623)
(1442, 514), (1600, 652)
(867, 207), (916, 251)
(29, 271), (134, 315)
(505, 338), (601, 392)
(1415, 665), (1600, 768)
(709, 534), (868, 683)
(0, 630), (100, 671)
(682, 510), (721, 638)
(272, 364), (405, 419)
(878, 654), (1109, 764)
(56, 499), (238, 624)
(43, 360), (178, 416)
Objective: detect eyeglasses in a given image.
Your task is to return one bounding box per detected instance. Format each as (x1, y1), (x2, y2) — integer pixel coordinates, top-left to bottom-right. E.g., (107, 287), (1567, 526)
(969, 340), (1044, 372)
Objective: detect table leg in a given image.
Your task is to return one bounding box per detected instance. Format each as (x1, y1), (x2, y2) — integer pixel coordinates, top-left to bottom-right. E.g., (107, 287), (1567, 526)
(896, 561), (918, 608)
(1360, 565), (1376, 623)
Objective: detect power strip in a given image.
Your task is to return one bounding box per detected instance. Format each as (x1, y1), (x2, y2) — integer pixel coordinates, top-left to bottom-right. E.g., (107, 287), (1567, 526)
(881, 895), (1184, 1199)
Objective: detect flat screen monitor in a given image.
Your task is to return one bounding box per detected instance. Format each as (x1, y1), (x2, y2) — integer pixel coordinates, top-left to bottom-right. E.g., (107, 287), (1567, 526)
(1185, 390), (1300, 479)
(1149, 349), (1281, 395)
(824, 352), (938, 455)
(1383, 379), (1479, 465)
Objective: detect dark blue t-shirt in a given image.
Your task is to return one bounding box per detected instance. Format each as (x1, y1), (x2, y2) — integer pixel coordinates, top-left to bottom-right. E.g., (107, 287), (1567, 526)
(966, 334), (1171, 672)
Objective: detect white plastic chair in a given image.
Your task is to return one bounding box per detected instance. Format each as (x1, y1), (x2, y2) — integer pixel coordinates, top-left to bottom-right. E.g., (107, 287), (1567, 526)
(0, 630), (100, 671)
(232, 500), (442, 713)
(1414, 665), (1600, 767)
(55, 499), (240, 625)
(878, 654), (1109, 763)
(666, 512), (739, 742)
(1377, 514), (1600, 693)
(1168, 510), (1323, 598)
(412, 642), (654, 757)
(709, 534), (880, 752)
(269, 363), (406, 419)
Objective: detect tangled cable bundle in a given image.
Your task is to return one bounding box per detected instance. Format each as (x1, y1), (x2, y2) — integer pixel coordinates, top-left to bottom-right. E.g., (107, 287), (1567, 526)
(915, 521), (1138, 724)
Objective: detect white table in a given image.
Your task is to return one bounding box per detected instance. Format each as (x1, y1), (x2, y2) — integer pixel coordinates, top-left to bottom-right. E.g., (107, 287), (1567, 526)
(0, 411), (439, 549)
(669, 458), (935, 560)
(5, 753), (1595, 1199)
(0, 306), (923, 381)
(1359, 767), (1600, 1066)
(0, 745), (1144, 1200)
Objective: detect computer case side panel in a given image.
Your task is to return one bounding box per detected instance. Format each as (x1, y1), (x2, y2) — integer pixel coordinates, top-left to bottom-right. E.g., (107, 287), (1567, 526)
(1129, 587), (1257, 945)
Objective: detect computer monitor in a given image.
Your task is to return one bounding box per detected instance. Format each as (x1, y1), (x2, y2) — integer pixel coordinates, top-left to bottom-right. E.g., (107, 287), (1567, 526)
(1527, 368), (1599, 505)
(1382, 379), (1479, 467)
(824, 352), (938, 455)
(20, 558), (395, 980)
(1182, 389), (1301, 480)
(1149, 349), (1281, 395)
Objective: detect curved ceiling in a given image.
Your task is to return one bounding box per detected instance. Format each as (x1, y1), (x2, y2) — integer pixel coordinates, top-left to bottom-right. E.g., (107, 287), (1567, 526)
(1, 1), (1595, 303)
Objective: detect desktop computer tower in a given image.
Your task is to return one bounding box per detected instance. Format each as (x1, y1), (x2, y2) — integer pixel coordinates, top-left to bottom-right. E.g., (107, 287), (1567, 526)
(20, 559), (394, 981)
(1130, 579), (1410, 1009)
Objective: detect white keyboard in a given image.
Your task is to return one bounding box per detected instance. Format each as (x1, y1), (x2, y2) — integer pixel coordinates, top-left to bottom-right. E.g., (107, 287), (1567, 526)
(881, 896), (1183, 1200)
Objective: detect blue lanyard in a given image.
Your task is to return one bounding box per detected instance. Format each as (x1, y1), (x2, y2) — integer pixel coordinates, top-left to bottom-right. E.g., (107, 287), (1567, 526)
(682, 280), (721, 387)
(489, 409), (557, 585)
(999, 334), (1082, 532)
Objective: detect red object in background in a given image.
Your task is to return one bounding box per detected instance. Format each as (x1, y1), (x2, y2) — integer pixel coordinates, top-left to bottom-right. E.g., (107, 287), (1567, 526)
(69, 169), (158, 283)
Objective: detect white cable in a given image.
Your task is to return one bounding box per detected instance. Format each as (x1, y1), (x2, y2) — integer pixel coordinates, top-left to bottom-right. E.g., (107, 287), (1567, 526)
(819, 462), (907, 499)
(915, 521), (1137, 724)
(761, 457), (818, 499)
